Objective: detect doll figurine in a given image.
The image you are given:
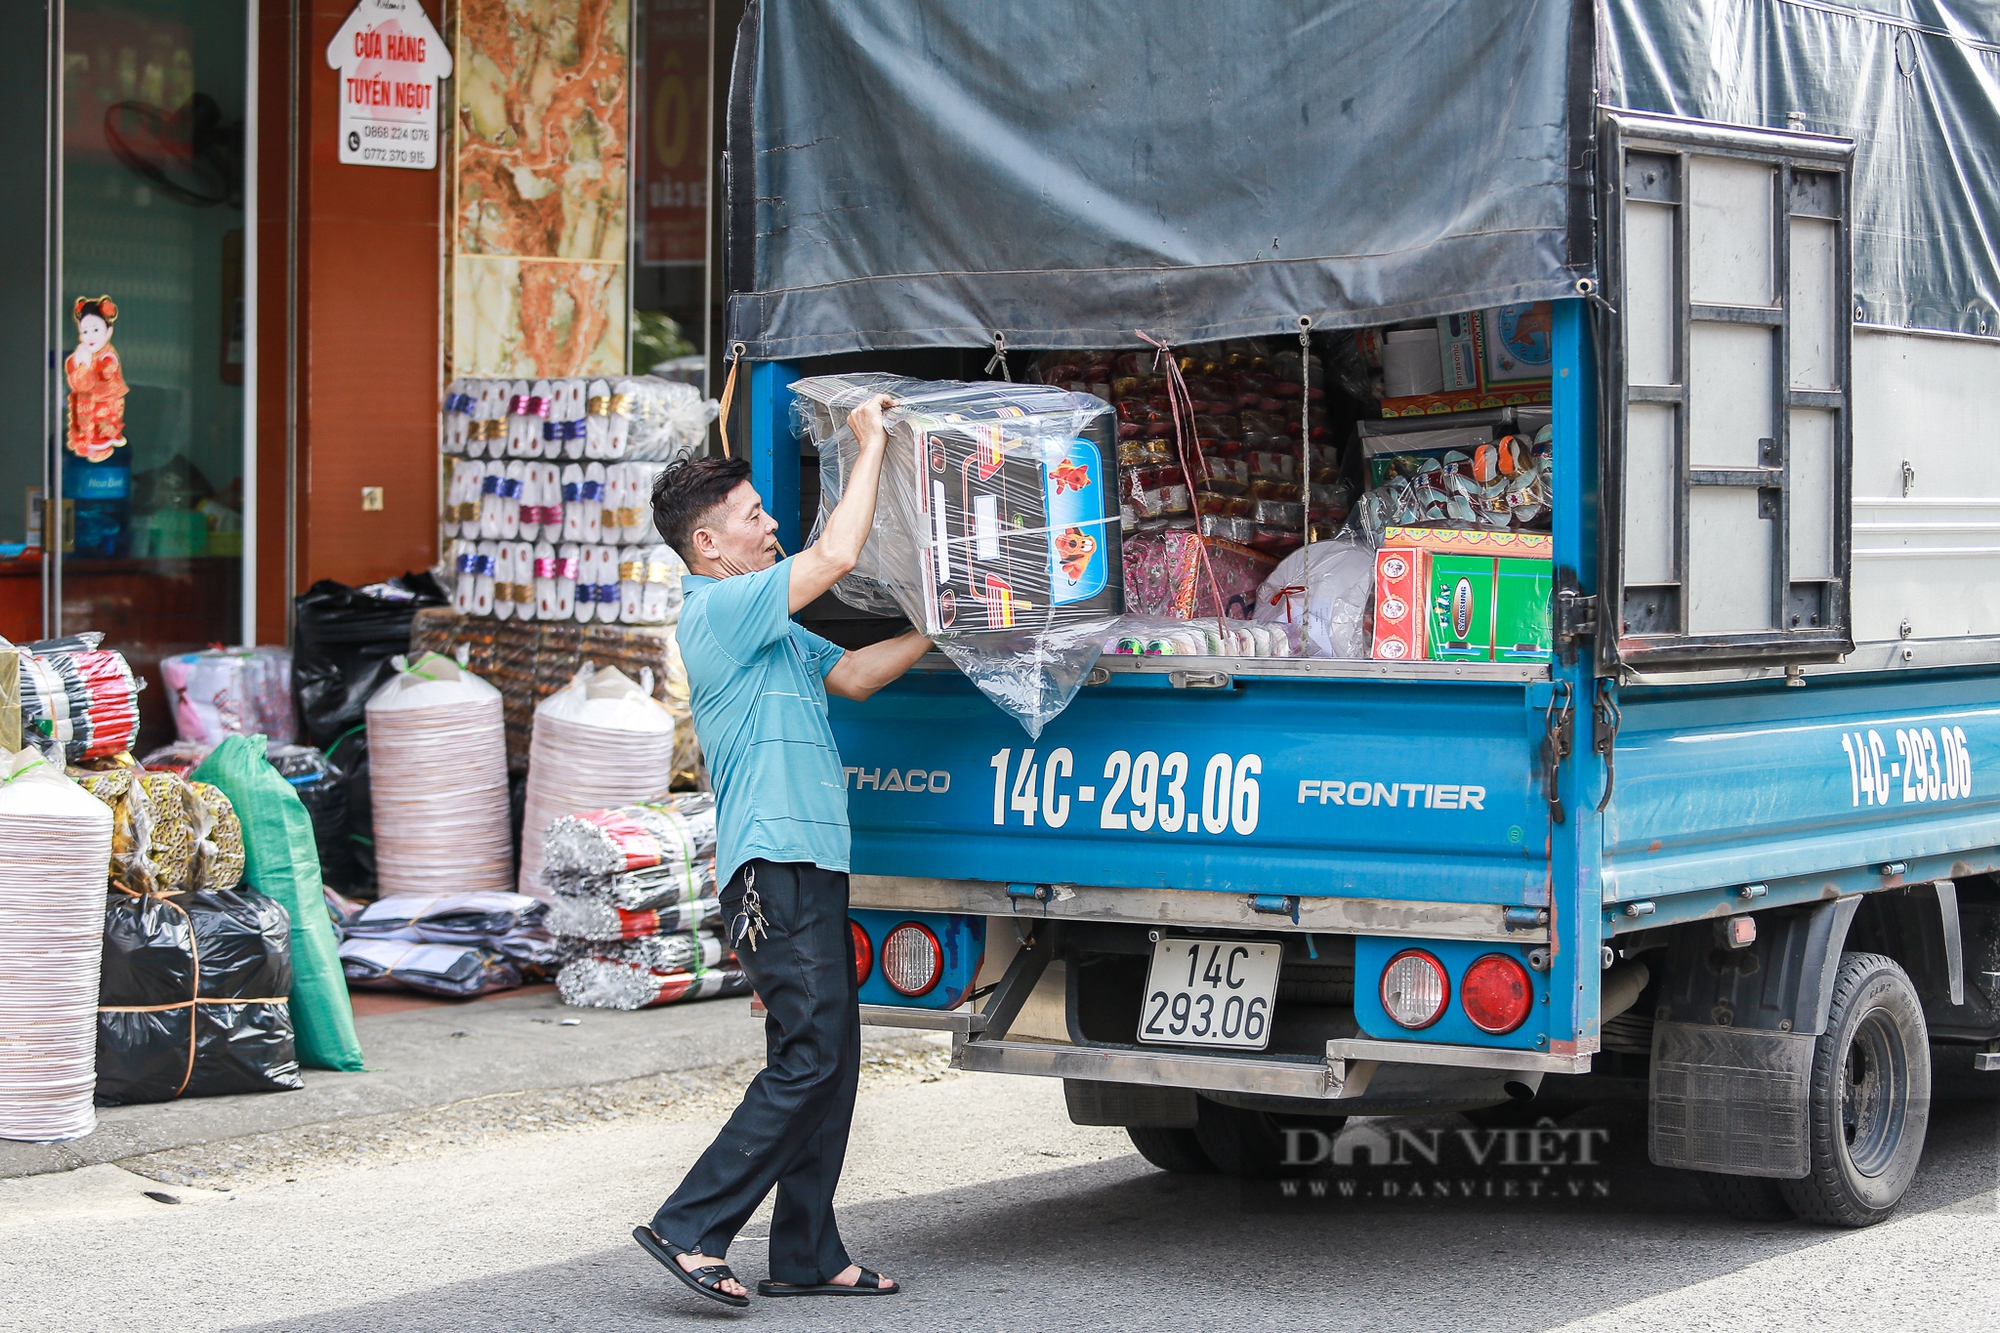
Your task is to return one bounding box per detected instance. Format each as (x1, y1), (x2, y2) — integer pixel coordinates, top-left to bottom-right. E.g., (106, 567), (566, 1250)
(66, 296), (129, 462)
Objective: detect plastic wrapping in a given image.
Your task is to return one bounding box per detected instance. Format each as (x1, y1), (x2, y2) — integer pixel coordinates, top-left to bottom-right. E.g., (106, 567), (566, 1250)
(344, 890), (560, 974)
(291, 575), (447, 749)
(18, 635), (141, 762)
(94, 887), (303, 1105)
(1098, 617), (1306, 659)
(793, 375), (1124, 736)
(0, 748), (115, 1142)
(542, 793), (716, 884)
(517, 664), (677, 895)
(547, 894), (722, 942)
(1253, 537), (1377, 659)
(266, 743), (353, 889)
(363, 653), (515, 897)
(159, 647), (296, 747)
(338, 939), (522, 998)
(555, 955), (748, 1011)
(442, 376), (716, 463)
(598, 930), (729, 975)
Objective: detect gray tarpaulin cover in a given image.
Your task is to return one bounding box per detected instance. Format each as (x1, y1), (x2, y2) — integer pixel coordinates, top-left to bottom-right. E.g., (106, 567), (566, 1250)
(729, 0), (2000, 357)
(726, 0), (1591, 357)
(1604, 0), (2000, 336)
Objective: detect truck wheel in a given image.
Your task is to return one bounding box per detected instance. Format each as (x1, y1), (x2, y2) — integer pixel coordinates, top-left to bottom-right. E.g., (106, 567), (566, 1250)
(1191, 1098), (1343, 1179)
(1126, 1126), (1215, 1174)
(1694, 1171), (1793, 1222)
(1778, 952), (1931, 1228)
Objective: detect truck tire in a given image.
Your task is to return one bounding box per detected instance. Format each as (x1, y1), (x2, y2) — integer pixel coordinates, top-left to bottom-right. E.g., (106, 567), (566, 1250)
(1777, 952), (1931, 1228)
(1694, 1171), (1793, 1222)
(1191, 1098), (1343, 1179)
(1126, 1127), (1216, 1174)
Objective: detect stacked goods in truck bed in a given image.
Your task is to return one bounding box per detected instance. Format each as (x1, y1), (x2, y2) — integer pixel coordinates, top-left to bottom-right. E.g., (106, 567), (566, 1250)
(1369, 528), (1553, 663)
(542, 794), (747, 1010)
(1037, 342), (1341, 557)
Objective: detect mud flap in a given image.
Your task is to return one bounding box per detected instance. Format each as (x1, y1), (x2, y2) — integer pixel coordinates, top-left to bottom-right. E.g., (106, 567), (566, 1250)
(1648, 1022), (1813, 1178)
(1064, 1078), (1199, 1128)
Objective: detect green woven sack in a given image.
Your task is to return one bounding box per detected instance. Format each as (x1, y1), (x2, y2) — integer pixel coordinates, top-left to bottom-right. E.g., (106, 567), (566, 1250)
(194, 734), (364, 1071)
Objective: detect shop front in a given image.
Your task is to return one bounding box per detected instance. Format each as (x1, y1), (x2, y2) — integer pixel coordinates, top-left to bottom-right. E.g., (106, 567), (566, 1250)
(3, 0), (255, 737)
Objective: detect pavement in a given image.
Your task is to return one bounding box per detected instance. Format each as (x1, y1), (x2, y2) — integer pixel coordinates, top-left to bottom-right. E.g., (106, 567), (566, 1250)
(3, 988), (1997, 1331)
(0, 985), (927, 1182)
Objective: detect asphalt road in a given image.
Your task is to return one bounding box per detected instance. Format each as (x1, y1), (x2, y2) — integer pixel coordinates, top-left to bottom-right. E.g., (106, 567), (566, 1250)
(4, 1044), (1996, 1333)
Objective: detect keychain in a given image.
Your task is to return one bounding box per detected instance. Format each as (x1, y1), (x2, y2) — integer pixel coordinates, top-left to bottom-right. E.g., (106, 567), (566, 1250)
(730, 864), (768, 953)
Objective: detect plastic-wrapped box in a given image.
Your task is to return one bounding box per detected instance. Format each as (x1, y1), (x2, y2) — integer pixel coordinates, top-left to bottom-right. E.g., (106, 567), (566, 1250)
(160, 647), (296, 748)
(794, 375), (1126, 735)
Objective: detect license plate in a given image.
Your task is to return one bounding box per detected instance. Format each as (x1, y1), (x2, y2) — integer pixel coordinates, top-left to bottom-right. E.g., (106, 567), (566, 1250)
(1137, 937), (1281, 1050)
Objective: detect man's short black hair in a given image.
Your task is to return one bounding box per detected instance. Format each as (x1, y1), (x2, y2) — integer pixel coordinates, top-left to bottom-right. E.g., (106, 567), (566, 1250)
(652, 454), (753, 565)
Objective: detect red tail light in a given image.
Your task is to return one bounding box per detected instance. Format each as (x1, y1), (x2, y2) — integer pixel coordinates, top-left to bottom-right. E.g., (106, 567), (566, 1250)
(1460, 953), (1533, 1034)
(849, 919), (873, 986)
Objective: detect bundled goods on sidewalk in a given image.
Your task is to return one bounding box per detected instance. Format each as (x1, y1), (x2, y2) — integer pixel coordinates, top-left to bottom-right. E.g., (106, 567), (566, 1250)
(0, 747), (115, 1142)
(541, 794), (743, 1010)
(159, 646), (296, 747)
(62, 763), (304, 1106)
(338, 940), (522, 998)
(15, 632), (142, 762)
(362, 653), (514, 897)
(408, 608), (700, 787)
(293, 574), (449, 890)
(518, 664), (677, 895)
(340, 890), (562, 978)
(193, 734), (365, 1071)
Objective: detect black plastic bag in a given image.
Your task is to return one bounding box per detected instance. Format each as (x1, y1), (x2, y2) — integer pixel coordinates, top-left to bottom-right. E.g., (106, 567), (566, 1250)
(96, 888), (304, 1105)
(267, 743), (354, 889)
(291, 574), (446, 748)
(292, 574), (444, 891)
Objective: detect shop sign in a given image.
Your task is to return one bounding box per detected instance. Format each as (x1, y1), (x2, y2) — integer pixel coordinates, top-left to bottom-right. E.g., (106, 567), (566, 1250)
(326, 0), (452, 169)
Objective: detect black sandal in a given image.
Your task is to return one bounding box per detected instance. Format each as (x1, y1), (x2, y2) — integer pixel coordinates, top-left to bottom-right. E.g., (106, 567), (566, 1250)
(632, 1225), (749, 1309)
(757, 1268), (900, 1297)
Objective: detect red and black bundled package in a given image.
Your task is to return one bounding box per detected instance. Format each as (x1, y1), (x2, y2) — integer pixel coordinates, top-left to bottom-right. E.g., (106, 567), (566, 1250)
(19, 633), (141, 762)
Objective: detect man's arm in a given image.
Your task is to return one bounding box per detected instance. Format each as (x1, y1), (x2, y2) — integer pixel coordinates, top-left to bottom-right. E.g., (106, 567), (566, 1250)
(788, 392), (894, 613)
(825, 629), (933, 702)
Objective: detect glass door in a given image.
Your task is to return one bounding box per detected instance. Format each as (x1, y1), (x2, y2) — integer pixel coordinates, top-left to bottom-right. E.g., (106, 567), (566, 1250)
(46, 0), (251, 738)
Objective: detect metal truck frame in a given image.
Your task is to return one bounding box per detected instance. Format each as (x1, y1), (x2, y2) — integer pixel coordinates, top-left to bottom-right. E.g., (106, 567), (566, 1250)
(725, 1), (2000, 1226)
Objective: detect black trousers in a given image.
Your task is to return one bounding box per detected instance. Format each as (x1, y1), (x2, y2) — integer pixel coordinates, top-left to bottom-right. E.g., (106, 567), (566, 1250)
(650, 859), (860, 1286)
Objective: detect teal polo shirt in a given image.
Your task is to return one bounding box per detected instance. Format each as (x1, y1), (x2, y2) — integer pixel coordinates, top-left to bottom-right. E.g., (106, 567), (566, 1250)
(678, 558), (850, 887)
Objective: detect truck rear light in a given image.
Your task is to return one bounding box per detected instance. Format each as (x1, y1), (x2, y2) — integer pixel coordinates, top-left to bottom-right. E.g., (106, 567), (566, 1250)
(882, 922), (943, 996)
(1380, 949), (1449, 1029)
(1459, 953), (1533, 1034)
(849, 919), (873, 986)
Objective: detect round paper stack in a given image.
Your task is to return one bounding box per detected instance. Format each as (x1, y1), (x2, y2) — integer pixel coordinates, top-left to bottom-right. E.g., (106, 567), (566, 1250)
(365, 655), (514, 897)
(518, 665), (676, 896)
(0, 750), (115, 1142)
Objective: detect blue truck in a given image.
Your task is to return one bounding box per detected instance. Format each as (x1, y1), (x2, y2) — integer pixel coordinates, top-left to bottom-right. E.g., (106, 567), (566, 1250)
(723, 0), (2000, 1225)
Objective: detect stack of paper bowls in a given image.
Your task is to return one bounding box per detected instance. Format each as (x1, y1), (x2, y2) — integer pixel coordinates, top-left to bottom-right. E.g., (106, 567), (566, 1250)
(518, 665), (677, 896)
(0, 749), (115, 1142)
(365, 655), (514, 897)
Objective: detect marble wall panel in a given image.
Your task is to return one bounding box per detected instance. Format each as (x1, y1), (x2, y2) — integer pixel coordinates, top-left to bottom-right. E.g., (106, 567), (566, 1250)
(454, 255), (626, 378)
(449, 0), (628, 377)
